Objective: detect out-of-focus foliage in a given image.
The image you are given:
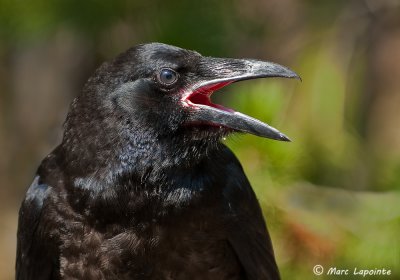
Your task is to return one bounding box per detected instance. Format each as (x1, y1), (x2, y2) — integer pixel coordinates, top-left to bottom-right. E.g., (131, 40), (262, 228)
(1, 0), (400, 279)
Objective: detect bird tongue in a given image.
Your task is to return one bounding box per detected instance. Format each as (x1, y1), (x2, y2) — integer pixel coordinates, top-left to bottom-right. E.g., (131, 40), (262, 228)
(187, 81), (235, 113)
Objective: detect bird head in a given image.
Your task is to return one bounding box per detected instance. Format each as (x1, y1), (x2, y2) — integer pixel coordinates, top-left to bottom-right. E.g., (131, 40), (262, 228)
(63, 43), (299, 173)
(74, 43), (299, 142)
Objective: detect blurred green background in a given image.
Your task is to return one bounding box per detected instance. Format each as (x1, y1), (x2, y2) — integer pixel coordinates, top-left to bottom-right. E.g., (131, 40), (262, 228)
(1, 0), (400, 279)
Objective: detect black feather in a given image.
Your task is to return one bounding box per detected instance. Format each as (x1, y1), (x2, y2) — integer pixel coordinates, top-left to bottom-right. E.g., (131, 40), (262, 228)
(15, 43), (296, 280)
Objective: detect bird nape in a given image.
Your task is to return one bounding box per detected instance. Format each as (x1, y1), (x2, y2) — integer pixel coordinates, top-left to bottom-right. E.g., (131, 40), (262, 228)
(16, 43), (299, 280)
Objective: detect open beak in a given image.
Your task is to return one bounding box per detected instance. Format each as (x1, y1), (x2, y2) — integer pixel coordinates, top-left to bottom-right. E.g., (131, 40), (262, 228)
(183, 57), (300, 141)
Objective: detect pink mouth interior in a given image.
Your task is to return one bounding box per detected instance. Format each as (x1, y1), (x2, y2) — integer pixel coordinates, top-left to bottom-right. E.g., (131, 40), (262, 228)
(186, 81), (235, 113)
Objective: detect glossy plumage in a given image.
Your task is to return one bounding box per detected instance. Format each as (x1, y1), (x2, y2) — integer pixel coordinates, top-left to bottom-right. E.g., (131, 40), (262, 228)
(17, 43), (298, 279)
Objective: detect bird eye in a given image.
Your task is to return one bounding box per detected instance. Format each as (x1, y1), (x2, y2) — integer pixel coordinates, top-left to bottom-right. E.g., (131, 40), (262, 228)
(158, 68), (178, 85)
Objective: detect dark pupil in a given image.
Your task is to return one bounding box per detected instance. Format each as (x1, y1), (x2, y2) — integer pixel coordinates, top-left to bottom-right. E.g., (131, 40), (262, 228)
(161, 70), (175, 83)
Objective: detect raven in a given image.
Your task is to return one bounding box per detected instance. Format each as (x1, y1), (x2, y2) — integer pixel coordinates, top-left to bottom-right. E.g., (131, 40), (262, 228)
(16, 43), (299, 280)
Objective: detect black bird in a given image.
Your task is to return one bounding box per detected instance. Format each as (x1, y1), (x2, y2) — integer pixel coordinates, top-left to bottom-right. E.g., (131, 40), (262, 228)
(16, 43), (299, 280)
